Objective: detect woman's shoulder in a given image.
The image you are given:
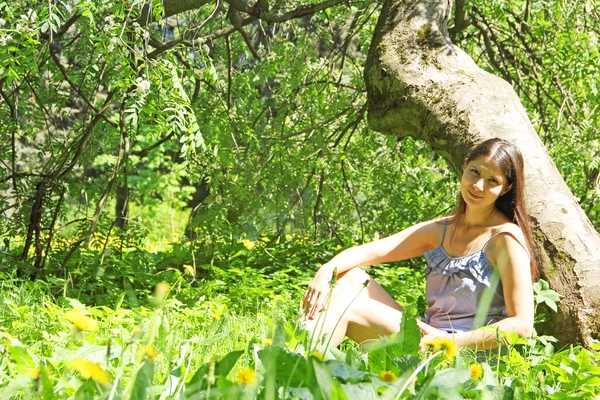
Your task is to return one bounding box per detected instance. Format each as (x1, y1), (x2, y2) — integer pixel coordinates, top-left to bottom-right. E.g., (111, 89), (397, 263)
(414, 216), (452, 248)
(490, 222), (525, 241)
(487, 222), (529, 257)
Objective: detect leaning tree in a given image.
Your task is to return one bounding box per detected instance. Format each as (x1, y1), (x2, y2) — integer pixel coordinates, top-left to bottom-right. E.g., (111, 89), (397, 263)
(364, 0), (600, 345)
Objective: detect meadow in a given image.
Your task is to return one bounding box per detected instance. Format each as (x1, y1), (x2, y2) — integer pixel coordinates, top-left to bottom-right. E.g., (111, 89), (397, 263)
(1, 232), (599, 399)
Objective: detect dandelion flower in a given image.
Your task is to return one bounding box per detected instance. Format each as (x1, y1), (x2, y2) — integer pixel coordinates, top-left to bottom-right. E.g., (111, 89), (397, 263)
(234, 367), (256, 385)
(27, 368), (40, 379)
(379, 370), (397, 382)
(423, 337), (457, 361)
(242, 239), (255, 249)
(144, 345), (159, 361)
(436, 337), (458, 361)
(65, 309), (98, 332)
(69, 359), (110, 385)
(469, 363), (483, 380)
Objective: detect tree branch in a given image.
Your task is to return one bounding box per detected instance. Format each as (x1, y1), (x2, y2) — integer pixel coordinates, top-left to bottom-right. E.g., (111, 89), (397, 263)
(50, 50), (117, 128)
(223, 0), (348, 23)
(448, 0), (471, 41)
(132, 131), (176, 157)
(40, 12), (81, 40)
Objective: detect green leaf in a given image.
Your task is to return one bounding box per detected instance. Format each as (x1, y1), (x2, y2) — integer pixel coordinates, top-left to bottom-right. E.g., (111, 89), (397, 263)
(40, 366), (54, 400)
(341, 383), (378, 399)
(312, 359), (348, 400)
(74, 380), (97, 400)
(325, 360), (369, 383)
(428, 368), (470, 389)
(272, 321), (286, 348)
(131, 360), (154, 400)
(8, 346), (35, 368)
(258, 346), (307, 387)
(544, 299), (558, 312)
(397, 308), (420, 355)
(215, 350), (243, 377)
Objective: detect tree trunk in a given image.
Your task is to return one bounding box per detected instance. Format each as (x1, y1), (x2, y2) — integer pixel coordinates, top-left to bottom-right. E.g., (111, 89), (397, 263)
(364, 0), (600, 346)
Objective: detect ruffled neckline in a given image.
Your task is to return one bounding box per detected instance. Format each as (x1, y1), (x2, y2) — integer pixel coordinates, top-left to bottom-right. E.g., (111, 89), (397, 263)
(423, 245), (496, 287)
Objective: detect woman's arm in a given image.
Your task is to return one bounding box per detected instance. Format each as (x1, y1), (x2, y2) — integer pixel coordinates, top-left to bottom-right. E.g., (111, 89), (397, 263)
(421, 230), (534, 350)
(302, 220), (440, 318)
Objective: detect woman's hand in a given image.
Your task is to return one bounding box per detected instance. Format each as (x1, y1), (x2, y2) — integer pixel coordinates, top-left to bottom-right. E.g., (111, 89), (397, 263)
(419, 331), (450, 351)
(302, 263), (337, 320)
(417, 321), (449, 350)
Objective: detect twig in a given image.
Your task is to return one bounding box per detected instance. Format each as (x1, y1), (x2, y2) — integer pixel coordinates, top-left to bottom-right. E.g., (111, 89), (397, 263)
(40, 186), (65, 272)
(49, 50), (117, 128)
(223, 0), (347, 23)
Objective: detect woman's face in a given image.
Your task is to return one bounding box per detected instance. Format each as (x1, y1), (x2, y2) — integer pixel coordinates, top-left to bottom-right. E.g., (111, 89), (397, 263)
(461, 156), (510, 208)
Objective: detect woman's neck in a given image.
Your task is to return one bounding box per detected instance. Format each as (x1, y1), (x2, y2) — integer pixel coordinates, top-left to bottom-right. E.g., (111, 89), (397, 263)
(462, 205), (497, 227)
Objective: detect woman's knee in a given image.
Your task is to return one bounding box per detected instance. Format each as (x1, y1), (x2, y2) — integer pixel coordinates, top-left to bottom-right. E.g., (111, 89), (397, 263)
(332, 268), (371, 301)
(338, 267), (371, 287)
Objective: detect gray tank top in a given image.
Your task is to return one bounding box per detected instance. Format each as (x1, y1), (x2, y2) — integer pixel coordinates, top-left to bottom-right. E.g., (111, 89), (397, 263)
(422, 223), (528, 333)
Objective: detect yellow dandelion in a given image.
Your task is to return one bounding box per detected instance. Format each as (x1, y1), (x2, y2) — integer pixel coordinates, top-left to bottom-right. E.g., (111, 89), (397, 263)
(261, 338), (273, 345)
(423, 337), (458, 361)
(144, 345), (159, 360)
(436, 337), (458, 361)
(69, 359), (110, 385)
(65, 309), (98, 332)
(27, 368), (40, 379)
(308, 351), (324, 361)
(234, 367), (256, 385)
(242, 239), (255, 250)
(469, 363), (483, 380)
(379, 370), (397, 382)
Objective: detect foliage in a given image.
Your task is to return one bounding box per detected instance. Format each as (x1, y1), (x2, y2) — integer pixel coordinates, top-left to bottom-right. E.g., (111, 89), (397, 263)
(0, 251), (599, 399)
(1, 0), (600, 398)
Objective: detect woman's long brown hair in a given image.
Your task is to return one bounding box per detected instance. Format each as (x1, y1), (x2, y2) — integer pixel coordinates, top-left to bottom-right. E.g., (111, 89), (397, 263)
(450, 138), (539, 280)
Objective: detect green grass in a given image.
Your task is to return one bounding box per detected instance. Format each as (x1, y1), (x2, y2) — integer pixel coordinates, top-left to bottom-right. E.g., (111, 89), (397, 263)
(0, 234), (599, 399)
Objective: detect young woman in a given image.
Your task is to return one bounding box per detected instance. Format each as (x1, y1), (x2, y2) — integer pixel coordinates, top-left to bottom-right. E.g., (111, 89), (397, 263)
(301, 138), (537, 350)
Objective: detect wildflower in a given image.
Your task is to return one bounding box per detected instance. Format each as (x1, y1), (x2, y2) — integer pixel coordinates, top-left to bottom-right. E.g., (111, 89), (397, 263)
(423, 337), (457, 361)
(183, 264), (195, 276)
(242, 239), (255, 249)
(330, 267), (338, 286)
(144, 345), (159, 361)
(65, 309), (98, 332)
(469, 363), (483, 380)
(0, 35), (12, 47)
(261, 338), (272, 345)
(27, 368), (40, 379)
(135, 77), (151, 94)
(69, 359), (110, 385)
(308, 351), (324, 361)
(379, 370), (397, 382)
(234, 366), (256, 385)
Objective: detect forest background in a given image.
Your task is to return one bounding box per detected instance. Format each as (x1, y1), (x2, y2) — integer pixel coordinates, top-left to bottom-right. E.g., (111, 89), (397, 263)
(0, 0), (600, 398)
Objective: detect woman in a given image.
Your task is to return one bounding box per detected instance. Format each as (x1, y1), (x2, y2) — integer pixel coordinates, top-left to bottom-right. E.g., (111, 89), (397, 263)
(301, 138), (537, 350)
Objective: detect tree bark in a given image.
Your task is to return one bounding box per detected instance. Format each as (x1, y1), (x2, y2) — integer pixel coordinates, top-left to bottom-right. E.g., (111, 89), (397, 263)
(364, 0), (600, 346)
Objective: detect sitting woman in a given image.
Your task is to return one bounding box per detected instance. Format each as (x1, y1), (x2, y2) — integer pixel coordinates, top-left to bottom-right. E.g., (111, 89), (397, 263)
(301, 138), (537, 350)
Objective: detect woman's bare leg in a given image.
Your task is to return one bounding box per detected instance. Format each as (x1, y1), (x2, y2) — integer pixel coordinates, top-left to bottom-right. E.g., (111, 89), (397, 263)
(302, 268), (403, 348)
